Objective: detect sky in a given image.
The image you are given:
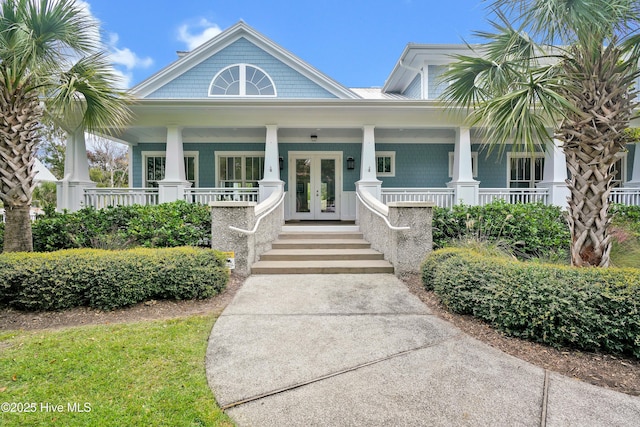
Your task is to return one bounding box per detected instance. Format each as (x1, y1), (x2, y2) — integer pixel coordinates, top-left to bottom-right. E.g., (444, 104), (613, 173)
(81, 0), (495, 89)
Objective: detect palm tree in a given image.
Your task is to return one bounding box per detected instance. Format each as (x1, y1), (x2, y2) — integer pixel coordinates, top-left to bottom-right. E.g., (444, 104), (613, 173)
(443, 0), (640, 267)
(0, 0), (131, 252)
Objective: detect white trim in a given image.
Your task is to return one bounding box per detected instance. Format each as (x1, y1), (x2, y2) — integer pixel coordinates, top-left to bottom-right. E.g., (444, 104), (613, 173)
(614, 151), (628, 185)
(288, 151), (342, 220)
(375, 151), (396, 177)
(142, 151), (199, 187)
(208, 63), (277, 97)
(448, 151), (478, 178)
(214, 151), (265, 187)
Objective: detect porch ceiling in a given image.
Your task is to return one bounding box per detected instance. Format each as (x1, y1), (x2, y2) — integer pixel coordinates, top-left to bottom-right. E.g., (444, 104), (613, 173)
(115, 99), (467, 144)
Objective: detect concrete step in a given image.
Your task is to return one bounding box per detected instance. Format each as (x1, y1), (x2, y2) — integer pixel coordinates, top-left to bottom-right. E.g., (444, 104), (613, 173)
(281, 225), (360, 233)
(271, 239), (371, 250)
(260, 248), (384, 261)
(251, 260), (395, 274)
(278, 231), (364, 240)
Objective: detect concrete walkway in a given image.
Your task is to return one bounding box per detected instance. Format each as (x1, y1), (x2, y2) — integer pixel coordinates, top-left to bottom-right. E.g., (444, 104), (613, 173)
(206, 274), (640, 426)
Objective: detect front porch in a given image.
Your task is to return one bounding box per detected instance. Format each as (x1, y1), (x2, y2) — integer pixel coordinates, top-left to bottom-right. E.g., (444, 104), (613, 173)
(80, 185), (640, 210)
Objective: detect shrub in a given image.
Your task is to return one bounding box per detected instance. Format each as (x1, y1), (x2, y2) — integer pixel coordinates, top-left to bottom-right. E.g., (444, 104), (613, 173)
(31, 201), (211, 252)
(422, 248), (640, 358)
(0, 247), (228, 311)
(432, 201), (570, 260)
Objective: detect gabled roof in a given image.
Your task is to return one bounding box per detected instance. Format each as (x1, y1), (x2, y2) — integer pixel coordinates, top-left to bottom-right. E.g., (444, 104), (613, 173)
(383, 43), (474, 94)
(131, 21), (359, 99)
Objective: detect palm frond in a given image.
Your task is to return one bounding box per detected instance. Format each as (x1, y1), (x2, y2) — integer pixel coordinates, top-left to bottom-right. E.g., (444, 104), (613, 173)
(46, 52), (132, 134)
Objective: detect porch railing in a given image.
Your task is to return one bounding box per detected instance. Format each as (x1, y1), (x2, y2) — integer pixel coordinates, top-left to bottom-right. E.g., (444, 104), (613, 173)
(183, 187), (259, 204)
(84, 188), (159, 209)
(610, 188), (640, 206)
(479, 188), (549, 205)
(381, 188), (456, 208)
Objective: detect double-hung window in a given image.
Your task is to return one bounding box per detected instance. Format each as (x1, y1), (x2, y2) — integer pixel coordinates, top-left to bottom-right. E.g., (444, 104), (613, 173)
(216, 152), (265, 188)
(144, 152), (198, 187)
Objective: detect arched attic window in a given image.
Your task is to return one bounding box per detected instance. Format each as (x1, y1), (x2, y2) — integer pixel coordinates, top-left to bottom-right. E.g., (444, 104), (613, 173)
(209, 64), (276, 96)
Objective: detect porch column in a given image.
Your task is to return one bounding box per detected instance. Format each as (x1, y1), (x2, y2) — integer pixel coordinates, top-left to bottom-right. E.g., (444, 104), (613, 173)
(258, 124), (284, 201)
(356, 125), (382, 200)
(158, 126), (189, 203)
(447, 127), (479, 205)
(537, 139), (570, 207)
(56, 127), (95, 212)
(626, 143), (640, 187)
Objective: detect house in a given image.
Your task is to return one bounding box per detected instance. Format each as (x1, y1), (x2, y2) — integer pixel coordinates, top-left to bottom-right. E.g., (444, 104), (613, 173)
(56, 21), (640, 217)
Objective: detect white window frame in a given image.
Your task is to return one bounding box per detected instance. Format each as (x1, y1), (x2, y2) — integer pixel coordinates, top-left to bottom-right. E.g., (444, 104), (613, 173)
(142, 151), (199, 187)
(612, 152), (628, 187)
(208, 63), (277, 97)
(375, 151), (396, 177)
(448, 151), (478, 178)
(215, 151), (266, 187)
(507, 152), (544, 188)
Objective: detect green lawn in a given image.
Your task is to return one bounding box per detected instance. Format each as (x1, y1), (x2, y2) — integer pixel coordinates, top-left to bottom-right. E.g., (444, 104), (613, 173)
(0, 316), (234, 427)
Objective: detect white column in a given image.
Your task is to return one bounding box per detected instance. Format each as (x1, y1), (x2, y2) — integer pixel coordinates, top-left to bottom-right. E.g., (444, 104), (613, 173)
(626, 143), (640, 187)
(56, 127), (95, 212)
(447, 127), (479, 205)
(258, 124), (284, 201)
(356, 125), (382, 200)
(537, 139), (570, 206)
(158, 126), (189, 203)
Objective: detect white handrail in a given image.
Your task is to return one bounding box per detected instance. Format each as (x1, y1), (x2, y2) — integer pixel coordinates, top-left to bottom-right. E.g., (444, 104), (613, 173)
(356, 191), (410, 231)
(229, 191), (286, 235)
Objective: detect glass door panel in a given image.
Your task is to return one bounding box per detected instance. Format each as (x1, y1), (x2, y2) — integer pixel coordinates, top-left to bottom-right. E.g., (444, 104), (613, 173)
(295, 158), (311, 214)
(320, 159), (336, 214)
(290, 154), (341, 220)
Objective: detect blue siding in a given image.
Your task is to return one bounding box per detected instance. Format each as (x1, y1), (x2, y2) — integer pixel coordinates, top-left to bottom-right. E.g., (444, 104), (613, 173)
(403, 74), (422, 99)
(475, 146), (506, 188)
(428, 65), (448, 100)
(147, 38), (337, 99)
(376, 143), (451, 187)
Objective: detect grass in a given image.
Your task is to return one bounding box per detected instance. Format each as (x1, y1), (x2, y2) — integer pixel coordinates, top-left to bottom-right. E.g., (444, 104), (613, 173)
(0, 315), (234, 427)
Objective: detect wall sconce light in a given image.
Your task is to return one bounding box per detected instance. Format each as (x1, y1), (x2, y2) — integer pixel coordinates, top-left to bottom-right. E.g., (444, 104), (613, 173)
(347, 156), (355, 170)
(310, 134), (318, 142)
(279, 157), (284, 170)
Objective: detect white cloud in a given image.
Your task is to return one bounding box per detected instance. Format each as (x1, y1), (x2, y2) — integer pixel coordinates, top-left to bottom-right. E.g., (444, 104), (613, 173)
(177, 19), (222, 51)
(106, 33), (154, 71)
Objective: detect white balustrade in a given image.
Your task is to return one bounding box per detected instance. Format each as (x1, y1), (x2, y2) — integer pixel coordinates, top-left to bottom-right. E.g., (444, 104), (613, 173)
(83, 188), (159, 209)
(609, 188), (640, 206)
(183, 188), (259, 204)
(381, 188), (456, 208)
(478, 188), (549, 205)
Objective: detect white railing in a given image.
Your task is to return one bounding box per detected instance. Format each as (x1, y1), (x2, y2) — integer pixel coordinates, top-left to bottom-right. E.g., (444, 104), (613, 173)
(381, 188), (456, 208)
(479, 188), (549, 205)
(610, 188), (640, 205)
(84, 188), (159, 209)
(357, 190), (410, 231)
(184, 187), (259, 204)
(228, 190), (285, 235)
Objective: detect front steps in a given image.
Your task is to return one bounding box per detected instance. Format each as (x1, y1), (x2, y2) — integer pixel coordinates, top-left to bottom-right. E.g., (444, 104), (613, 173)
(251, 226), (394, 274)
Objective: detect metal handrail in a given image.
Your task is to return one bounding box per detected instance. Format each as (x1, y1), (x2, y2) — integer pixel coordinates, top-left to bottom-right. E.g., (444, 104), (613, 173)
(229, 191), (286, 235)
(356, 191), (410, 231)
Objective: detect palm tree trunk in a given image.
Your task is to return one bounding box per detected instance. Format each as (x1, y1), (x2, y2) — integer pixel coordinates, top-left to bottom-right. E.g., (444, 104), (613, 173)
(564, 146), (617, 267)
(0, 85), (42, 252)
(3, 205), (33, 252)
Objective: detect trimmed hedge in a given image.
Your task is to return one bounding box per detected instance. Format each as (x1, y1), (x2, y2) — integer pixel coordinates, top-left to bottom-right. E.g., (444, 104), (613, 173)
(422, 248), (640, 358)
(0, 247), (229, 311)
(30, 201), (212, 252)
(432, 201), (570, 260)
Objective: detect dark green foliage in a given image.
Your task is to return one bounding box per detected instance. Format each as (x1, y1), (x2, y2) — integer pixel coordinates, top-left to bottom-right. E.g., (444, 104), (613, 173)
(611, 204), (640, 235)
(0, 247), (229, 311)
(422, 249), (640, 358)
(30, 201), (211, 252)
(432, 201), (570, 260)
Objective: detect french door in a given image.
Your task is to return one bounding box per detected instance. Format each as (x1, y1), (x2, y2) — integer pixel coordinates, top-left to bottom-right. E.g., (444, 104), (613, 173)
(289, 152), (341, 220)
